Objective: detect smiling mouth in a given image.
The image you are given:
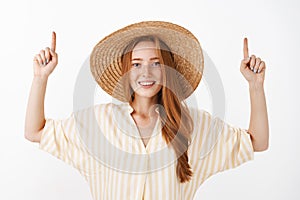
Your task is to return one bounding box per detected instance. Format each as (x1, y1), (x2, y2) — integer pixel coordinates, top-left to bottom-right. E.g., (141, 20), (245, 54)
(138, 81), (156, 86)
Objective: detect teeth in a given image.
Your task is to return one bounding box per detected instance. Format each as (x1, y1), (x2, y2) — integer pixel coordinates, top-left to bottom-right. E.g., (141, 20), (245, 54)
(139, 81), (155, 86)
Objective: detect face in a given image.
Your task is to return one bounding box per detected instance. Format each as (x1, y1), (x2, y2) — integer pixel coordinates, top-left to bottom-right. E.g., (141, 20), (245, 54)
(129, 41), (163, 100)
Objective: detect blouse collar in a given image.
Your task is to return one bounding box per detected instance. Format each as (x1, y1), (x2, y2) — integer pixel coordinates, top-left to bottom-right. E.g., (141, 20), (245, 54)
(125, 102), (160, 115)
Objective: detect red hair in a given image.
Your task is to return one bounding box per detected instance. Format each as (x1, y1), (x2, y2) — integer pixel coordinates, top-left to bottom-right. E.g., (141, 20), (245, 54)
(121, 36), (194, 183)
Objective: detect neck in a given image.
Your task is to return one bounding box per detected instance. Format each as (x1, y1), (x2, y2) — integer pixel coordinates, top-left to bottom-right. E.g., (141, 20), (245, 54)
(131, 95), (158, 117)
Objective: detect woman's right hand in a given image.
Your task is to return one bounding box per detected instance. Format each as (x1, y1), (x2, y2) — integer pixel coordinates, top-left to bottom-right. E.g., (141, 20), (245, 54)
(33, 31), (58, 78)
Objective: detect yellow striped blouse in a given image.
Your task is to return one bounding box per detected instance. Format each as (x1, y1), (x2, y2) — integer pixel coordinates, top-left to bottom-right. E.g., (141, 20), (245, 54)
(39, 103), (254, 200)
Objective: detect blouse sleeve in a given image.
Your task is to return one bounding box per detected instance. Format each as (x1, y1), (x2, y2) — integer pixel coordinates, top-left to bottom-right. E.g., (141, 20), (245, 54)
(188, 108), (254, 186)
(39, 111), (94, 176)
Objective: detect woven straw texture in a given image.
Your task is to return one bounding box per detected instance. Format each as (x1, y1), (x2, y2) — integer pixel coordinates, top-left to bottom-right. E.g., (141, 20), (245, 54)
(90, 21), (204, 102)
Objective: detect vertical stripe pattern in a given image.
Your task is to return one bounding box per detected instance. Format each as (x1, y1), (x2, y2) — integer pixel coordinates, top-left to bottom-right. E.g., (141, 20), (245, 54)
(39, 103), (254, 200)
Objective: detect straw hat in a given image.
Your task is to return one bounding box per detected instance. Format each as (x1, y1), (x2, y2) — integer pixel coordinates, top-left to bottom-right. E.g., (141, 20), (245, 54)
(90, 21), (204, 102)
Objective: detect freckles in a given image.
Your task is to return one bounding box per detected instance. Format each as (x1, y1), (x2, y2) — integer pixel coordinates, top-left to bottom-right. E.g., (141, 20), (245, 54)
(155, 70), (163, 82)
(129, 70), (137, 80)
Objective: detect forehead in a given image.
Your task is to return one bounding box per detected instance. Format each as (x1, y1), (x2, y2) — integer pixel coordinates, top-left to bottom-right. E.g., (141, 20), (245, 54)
(132, 41), (159, 59)
(133, 41), (157, 52)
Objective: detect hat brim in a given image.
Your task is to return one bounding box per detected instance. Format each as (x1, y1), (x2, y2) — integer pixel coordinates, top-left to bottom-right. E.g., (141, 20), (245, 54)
(90, 21), (204, 102)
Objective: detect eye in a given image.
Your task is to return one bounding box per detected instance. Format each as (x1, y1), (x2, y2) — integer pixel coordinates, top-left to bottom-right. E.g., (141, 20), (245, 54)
(132, 63), (141, 68)
(151, 61), (161, 67)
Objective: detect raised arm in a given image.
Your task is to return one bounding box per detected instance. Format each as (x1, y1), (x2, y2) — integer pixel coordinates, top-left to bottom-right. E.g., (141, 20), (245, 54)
(240, 38), (269, 152)
(24, 32), (58, 142)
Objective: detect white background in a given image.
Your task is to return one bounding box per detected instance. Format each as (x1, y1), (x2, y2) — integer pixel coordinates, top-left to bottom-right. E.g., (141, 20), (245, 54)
(1, 0), (299, 199)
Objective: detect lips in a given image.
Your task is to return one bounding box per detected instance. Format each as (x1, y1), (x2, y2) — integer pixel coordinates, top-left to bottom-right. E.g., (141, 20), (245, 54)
(138, 81), (156, 86)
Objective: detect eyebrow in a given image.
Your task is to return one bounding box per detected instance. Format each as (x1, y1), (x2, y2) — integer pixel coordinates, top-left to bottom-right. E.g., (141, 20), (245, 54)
(131, 57), (160, 61)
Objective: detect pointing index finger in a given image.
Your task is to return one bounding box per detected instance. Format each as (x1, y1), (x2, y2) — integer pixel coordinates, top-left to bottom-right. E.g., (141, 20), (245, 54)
(243, 37), (249, 59)
(51, 31), (56, 52)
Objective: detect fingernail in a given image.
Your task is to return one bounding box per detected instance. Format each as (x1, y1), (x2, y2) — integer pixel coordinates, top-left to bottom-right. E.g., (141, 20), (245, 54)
(46, 59), (48, 64)
(253, 69), (257, 73)
(258, 69), (261, 73)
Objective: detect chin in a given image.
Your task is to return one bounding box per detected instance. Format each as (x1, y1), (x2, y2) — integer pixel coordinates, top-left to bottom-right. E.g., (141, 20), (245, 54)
(135, 91), (159, 99)
(133, 87), (162, 99)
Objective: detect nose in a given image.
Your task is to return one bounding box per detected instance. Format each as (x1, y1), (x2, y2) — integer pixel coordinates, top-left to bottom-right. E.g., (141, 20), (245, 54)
(141, 63), (150, 76)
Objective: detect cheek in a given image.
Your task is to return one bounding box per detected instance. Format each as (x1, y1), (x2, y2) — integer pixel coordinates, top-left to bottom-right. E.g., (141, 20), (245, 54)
(156, 70), (163, 82)
(129, 71), (137, 85)
(129, 70), (135, 80)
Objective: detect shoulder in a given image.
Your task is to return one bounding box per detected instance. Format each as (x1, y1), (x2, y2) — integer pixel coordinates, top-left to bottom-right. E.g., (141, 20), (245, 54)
(93, 102), (131, 113)
(74, 102), (128, 113)
(73, 102), (131, 120)
(187, 106), (213, 123)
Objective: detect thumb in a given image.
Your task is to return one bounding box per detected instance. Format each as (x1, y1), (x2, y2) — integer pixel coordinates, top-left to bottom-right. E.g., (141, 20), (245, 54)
(49, 49), (58, 62)
(241, 57), (250, 69)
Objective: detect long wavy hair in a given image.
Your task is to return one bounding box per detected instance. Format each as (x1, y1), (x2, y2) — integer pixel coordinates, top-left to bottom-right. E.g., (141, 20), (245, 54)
(121, 35), (194, 183)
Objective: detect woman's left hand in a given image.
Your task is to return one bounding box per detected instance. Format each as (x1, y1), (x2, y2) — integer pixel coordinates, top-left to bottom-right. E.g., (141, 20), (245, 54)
(240, 38), (266, 86)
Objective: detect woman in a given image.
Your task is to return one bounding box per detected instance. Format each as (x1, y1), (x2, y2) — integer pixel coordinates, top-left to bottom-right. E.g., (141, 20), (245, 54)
(25, 21), (269, 200)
